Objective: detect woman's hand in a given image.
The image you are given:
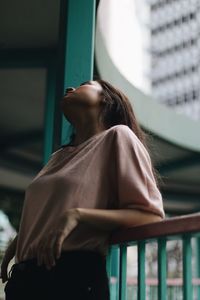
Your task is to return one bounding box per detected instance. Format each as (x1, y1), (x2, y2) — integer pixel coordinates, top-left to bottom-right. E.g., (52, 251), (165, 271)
(29, 208), (80, 270)
(0, 234), (18, 283)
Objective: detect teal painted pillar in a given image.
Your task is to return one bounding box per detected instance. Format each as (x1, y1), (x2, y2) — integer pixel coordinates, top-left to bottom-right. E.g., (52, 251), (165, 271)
(43, 61), (57, 164)
(58, 0), (96, 145)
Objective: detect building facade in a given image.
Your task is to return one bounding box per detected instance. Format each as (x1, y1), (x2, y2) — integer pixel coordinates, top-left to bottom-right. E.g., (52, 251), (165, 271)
(146, 0), (200, 120)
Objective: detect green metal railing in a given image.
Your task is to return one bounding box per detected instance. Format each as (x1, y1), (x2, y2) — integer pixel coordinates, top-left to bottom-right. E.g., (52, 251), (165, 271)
(106, 212), (200, 300)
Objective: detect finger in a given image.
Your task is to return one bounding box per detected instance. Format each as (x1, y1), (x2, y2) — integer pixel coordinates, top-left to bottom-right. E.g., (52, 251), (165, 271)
(47, 235), (57, 268)
(29, 243), (37, 260)
(44, 235), (55, 270)
(37, 240), (45, 266)
(40, 233), (55, 270)
(54, 223), (77, 260)
(36, 248), (40, 266)
(55, 232), (66, 260)
(28, 245), (33, 257)
(45, 252), (55, 270)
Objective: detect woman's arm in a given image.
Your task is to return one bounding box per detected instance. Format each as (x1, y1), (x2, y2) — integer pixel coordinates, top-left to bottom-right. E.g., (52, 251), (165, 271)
(76, 208), (163, 231)
(30, 210), (162, 270)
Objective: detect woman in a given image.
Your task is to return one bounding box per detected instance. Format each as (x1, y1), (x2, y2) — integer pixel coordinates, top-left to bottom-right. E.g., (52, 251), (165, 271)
(0, 79), (165, 299)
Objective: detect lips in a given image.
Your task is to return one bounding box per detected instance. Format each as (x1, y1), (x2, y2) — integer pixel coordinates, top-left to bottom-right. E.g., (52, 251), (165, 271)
(64, 93), (73, 98)
(64, 90), (75, 96)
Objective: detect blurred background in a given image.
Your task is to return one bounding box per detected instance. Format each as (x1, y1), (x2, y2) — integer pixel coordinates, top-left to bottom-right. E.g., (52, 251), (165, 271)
(0, 0), (200, 299)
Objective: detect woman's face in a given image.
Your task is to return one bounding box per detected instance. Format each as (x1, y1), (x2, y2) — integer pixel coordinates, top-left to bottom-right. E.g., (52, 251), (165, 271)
(60, 80), (103, 109)
(60, 80), (105, 125)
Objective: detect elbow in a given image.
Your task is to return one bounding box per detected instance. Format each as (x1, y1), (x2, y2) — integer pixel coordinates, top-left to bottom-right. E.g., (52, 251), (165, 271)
(136, 209), (164, 225)
(151, 214), (163, 223)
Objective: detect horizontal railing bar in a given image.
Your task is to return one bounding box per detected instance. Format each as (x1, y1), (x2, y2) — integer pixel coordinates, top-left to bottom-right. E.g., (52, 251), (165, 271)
(109, 212), (200, 245)
(110, 277), (200, 286)
(110, 233), (200, 248)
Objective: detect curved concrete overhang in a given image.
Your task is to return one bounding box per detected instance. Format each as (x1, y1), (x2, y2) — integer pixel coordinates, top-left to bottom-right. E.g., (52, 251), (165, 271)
(95, 13), (200, 215)
(95, 22), (200, 153)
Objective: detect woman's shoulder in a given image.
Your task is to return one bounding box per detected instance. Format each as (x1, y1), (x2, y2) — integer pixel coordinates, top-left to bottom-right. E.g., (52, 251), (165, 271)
(107, 124), (135, 137)
(109, 124), (140, 144)
(110, 125), (150, 159)
(50, 125), (138, 155)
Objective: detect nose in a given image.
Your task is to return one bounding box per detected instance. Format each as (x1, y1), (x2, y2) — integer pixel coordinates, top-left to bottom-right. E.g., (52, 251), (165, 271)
(65, 87), (75, 94)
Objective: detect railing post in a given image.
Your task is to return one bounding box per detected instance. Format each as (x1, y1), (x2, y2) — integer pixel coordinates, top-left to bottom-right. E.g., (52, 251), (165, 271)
(119, 244), (127, 300)
(43, 61), (56, 164)
(195, 237), (200, 299)
(183, 234), (193, 300)
(109, 214), (200, 300)
(106, 246), (120, 300)
(106, 246), (112, 278)
(138, 240), (146, 300)
(158, 237), (167, 300)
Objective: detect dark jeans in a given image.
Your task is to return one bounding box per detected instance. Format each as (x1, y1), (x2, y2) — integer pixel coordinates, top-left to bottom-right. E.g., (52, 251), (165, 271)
(4, 250), (110, 300)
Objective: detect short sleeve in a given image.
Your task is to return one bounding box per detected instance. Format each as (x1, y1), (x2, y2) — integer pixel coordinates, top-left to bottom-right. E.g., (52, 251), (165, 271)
(113, 125), (165, 219)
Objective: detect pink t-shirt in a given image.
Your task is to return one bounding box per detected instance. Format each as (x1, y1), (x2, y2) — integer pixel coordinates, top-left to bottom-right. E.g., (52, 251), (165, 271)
(15, 124), (165, 263)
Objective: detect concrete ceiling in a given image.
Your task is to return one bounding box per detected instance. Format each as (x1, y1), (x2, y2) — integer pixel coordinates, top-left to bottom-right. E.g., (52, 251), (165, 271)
(0, 0), (60, 49)
(0, 0), (60, 189)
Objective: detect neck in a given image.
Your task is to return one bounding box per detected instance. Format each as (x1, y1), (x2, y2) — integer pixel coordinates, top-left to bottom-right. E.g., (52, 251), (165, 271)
(70, 124), (107, 146)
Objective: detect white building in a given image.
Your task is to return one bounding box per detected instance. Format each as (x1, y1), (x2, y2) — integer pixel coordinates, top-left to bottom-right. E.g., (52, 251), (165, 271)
(146, 0), (200, 120)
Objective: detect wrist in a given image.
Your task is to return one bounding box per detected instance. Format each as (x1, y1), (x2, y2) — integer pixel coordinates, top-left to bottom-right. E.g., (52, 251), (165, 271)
(74, 208), (82, 222)
(66, 208), (81, 223)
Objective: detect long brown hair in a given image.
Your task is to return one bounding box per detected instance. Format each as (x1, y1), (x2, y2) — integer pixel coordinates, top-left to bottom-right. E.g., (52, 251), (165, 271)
(96, 79), (163, 189)
(69, 78), (163, 189)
